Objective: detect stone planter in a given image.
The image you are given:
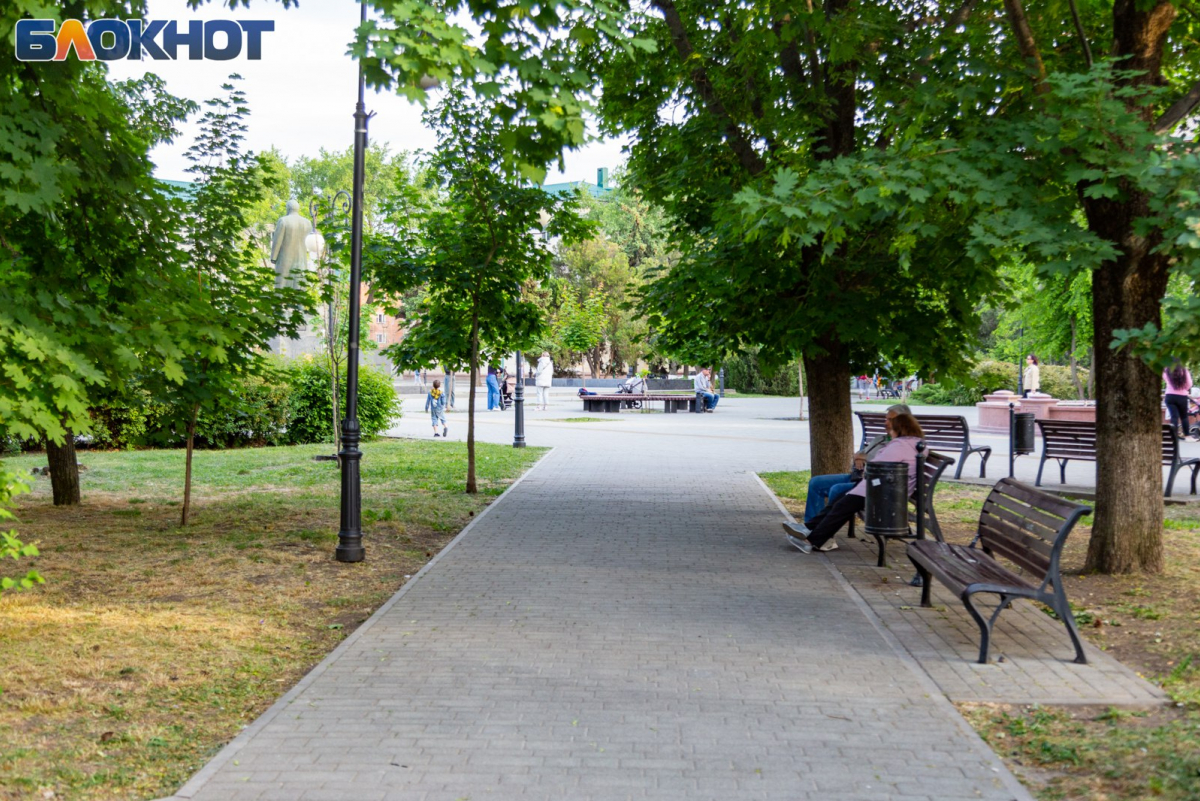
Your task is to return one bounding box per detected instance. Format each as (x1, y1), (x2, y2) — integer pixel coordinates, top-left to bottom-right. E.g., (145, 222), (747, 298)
(976, 390), (1021, 434)
(1047, 402), (1096, 423)
(1019, 393), (1059, 422)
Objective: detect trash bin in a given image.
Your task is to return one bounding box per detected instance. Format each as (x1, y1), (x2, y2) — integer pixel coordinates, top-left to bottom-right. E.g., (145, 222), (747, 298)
(864, 461), (909, 537)
(1013, 412), (1036, 455)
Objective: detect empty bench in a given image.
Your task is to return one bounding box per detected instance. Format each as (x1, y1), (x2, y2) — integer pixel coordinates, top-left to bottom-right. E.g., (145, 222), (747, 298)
(846, 447), (956, 567)
(1035, 419), (1199, 496)
(907, 478), (1092, 664)
(857, 412), (991, 479)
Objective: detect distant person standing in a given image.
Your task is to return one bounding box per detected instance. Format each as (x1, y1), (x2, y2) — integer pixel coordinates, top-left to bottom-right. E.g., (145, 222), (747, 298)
(486, 364), (502, 411)
(1022, 354), (1040, 398)
(535, 351), (553, 411)
(694, 367), (718, 412)
(1164, 362), (1194, 440)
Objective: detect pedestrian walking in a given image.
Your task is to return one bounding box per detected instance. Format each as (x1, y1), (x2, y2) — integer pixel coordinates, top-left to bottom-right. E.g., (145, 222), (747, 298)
(535, 351), (553, 411)
(1022, 354), (1040, 398)
(1164, 361), (1193, 440)
(425, 379), (448, 438)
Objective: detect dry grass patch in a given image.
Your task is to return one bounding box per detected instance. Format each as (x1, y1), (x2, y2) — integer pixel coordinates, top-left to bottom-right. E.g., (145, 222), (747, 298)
(0, 439), (544, 801)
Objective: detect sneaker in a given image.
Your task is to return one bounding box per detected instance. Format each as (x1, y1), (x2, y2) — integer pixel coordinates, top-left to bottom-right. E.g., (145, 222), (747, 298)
(817, 539), (839, 552)
(433, 433), (440, 438)
(782, 521), (811, 537)
(785, 532), (813, 553)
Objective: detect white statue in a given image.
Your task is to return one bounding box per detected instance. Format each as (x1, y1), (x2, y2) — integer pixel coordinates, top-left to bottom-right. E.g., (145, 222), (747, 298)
(271, 199), (311, 289)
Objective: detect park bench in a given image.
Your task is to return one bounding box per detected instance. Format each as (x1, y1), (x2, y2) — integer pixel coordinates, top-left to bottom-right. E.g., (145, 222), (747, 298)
(1034, 419), (1200, 497)
(581, 393), (700, 413)
(846, 447), (956, 567)
(857, 412), (992, 479)
(907, 477), (1092, 664)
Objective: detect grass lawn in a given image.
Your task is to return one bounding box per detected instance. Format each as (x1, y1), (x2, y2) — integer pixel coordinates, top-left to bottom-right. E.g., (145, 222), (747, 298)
(0, 439), (545, 801)
(760, 470), (1200, 801)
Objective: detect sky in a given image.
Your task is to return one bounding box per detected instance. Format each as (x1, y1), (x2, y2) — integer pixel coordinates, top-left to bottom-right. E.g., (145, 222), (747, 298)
(105, 0), (627, 185)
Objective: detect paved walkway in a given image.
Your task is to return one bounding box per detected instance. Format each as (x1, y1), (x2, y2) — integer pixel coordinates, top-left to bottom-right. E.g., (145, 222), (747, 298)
(168, 397), (1039, 800)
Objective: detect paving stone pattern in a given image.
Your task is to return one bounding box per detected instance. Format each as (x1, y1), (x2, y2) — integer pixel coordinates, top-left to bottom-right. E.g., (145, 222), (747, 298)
(169, 401), (1031, 801)
(826, 536), (1167, 706)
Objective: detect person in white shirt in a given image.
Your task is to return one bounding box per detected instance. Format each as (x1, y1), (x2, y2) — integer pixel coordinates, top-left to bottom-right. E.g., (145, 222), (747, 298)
(693, 367), (718, 412)
(534, 352), (553, 411)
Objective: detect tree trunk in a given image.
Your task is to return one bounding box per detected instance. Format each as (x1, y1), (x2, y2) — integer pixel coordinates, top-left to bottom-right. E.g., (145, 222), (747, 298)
(1069, 317), (1085, 400)
(46, 431), (80, 506)
(797, 360), (806, 421)
(804, 335), (853, 477)
(1087, 347), (1095, 398)
(466, 307), (480, 494)
(1079, 0), (1177, 574)
(181, 402), (200, 526)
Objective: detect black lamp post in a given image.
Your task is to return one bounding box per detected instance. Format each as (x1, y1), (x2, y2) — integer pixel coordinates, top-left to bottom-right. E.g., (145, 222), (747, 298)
(335, 1), (375, 563)
(513, 351), (526, 448)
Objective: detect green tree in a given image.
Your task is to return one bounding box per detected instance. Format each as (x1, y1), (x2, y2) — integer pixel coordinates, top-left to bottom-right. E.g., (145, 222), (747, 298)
(0, 64), (197, 505)
(553, 294), (607, 384)
(555, 238), (642, 376)
(161, 79), (310, 525)
(369, 89), (590, 492)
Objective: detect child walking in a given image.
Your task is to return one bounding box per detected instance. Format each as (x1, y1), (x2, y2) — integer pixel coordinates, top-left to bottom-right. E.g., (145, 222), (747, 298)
(425, 379), (448, 438)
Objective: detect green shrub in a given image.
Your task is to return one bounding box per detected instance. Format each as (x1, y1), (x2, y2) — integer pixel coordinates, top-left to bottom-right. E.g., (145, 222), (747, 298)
(194, 370), (292, 448)
(723, 350), (803, 395)
(909, 383), (979, 406)
(971, 360), (1018, 395)
(909, 359), (1091, 406)
(1039, 364), (1089, 399)
(88, 391), (162, 450)
(286, 358), (402, 444)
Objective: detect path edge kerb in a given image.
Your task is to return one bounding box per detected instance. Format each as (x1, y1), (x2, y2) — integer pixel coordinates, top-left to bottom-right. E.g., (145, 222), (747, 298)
(751, 472), (1037, 801)
(161, 446), (559, 801)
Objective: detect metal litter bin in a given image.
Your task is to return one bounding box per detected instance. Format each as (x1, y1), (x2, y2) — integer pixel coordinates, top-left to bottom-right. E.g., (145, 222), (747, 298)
(864, 461), (909, 537)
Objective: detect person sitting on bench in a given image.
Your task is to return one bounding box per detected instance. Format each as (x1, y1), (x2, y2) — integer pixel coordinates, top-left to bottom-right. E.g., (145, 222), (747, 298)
(694, 367), (718, 412)
(782, 403), (911, 539)
(784, 412), (926, 553)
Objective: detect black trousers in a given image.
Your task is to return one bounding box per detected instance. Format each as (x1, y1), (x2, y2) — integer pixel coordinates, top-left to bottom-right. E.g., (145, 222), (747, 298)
(807, 494), (866, 549)
(1166, 394), (1190, 437)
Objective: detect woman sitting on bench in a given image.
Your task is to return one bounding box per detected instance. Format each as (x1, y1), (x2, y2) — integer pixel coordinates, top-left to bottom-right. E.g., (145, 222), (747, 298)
(785, 413), (925, 554)
(782, 403), (910, 538)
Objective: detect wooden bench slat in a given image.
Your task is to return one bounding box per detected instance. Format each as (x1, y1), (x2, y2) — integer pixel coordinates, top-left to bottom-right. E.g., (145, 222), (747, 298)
(983, 494), (1072, 538)
(978, 507), (1058, 560)
(977, 523), (1052, 576)
(908, 540), (1036, 596)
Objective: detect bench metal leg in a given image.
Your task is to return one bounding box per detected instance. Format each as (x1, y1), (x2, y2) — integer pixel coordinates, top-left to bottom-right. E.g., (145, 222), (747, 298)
(1059, 458), (1068, 485)
(911, 559), (932, 608)
(954, 448), (965, 480)
(1166, 464), (1178, 497)
(1036, 453), (1048, 486)
(847, 515), (857, 539)
(872, 535), (888, 568)
(1192, 464), (1199, 495)
(1053, 587), (1088, 665)
(977, 448), (991, 479)
(962, 592), (993, 664)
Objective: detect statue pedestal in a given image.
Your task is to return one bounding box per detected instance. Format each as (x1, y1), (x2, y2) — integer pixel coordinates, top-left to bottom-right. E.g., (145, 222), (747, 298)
(1047, 401), (1097, 423)
(976, 390), (1020, 434)
(1020, 393), (1059, 422)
